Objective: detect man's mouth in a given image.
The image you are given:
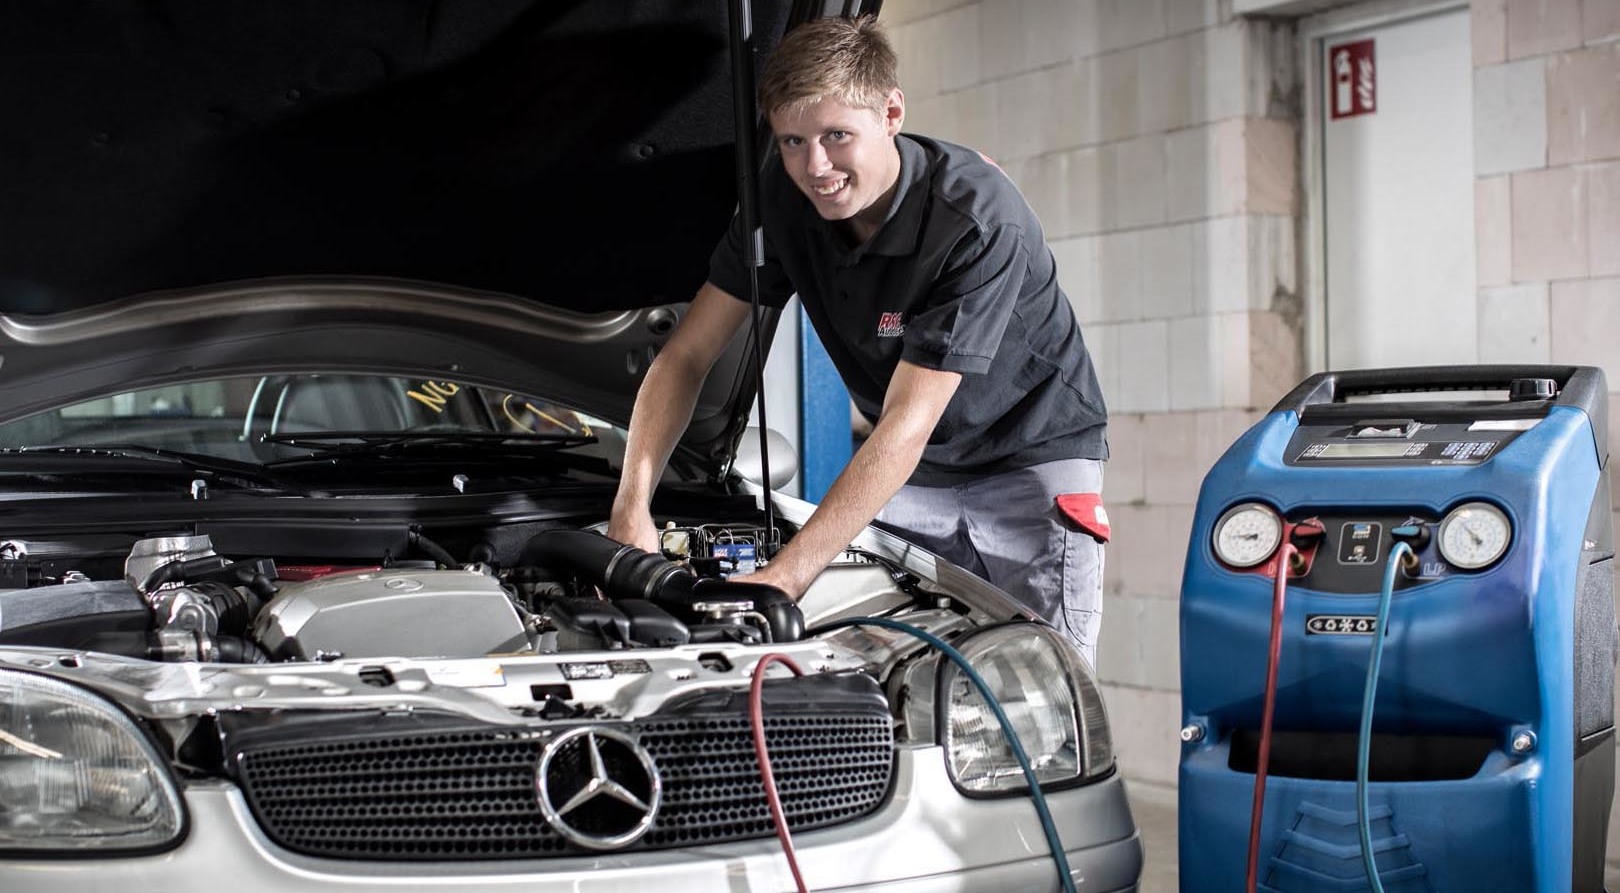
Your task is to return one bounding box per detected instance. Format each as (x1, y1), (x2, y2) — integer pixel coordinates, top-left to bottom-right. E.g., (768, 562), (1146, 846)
(812, 178), (848, 197)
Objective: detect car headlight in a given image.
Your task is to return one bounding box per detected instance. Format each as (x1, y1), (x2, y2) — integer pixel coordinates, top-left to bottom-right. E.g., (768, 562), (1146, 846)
(939, 623), (1114, 794)
(0, 669), (184, 852)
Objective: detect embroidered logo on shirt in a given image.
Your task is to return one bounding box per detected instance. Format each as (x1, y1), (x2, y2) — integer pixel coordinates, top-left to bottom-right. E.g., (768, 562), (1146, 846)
(876, 311), (906, 338)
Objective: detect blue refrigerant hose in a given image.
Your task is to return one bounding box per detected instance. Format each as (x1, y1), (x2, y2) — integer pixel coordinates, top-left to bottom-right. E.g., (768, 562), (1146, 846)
(810, 616), (1079, 893)
(1357, 542), (1413, 893)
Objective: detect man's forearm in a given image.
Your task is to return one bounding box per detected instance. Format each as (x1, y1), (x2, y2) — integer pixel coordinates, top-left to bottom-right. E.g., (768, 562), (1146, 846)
(612, 284), (752, 517)
(614, 353), (706, 510)
(735, 361), (960, 599)
(760, 410), (931, 592)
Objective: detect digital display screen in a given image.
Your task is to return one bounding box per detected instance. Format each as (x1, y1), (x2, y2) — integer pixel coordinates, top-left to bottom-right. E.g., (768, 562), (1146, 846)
(1306, 442), (1415, 459)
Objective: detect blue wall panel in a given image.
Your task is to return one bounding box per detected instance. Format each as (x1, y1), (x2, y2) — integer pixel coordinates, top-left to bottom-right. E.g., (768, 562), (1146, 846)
(797, 304), (850, 503)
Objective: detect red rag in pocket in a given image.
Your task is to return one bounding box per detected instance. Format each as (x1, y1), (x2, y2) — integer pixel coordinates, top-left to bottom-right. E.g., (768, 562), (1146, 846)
(1056, 493), (1111, 543)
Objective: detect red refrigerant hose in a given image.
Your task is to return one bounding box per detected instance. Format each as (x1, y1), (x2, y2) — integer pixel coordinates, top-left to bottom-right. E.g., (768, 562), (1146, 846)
(1247, 542), (1298, 893)
(750, 653), (810, 893)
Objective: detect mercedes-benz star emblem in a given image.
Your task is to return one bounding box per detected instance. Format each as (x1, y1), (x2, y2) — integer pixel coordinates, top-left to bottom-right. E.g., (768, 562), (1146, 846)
(535, 726), (661, 850)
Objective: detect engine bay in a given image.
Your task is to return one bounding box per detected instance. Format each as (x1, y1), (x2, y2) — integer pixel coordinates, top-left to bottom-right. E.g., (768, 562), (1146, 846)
(0, 521), (818, 666)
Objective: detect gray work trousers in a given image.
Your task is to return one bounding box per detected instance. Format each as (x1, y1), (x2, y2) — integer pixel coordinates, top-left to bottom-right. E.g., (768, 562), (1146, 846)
(875, 458), (1106, 668)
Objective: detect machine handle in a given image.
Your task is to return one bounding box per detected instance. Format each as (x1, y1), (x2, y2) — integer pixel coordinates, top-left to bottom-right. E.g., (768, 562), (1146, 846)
(1271, 365), (1609, 465)
(1274, 365), (1594, 406)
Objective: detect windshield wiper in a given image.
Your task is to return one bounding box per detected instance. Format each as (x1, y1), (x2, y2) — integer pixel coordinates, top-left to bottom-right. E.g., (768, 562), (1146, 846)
(260, 431), (599, 468)
(0, 445), (283, 489)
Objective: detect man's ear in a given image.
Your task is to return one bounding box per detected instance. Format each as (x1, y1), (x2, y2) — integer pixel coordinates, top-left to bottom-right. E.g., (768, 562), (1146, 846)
(883, 88), (905, 136)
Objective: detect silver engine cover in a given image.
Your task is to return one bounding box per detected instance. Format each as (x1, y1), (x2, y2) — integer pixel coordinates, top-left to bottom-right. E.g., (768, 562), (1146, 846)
(253, 568), (530, 660)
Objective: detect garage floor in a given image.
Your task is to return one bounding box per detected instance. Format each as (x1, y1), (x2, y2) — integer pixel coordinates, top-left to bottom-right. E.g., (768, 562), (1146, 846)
(1125, 782), (1620, 892)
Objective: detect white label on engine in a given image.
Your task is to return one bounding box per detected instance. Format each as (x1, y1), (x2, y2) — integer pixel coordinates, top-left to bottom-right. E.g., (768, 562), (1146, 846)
(560, 660), (652, 680)
(424, 660), (507, 687)
(713, 543), (757, 576)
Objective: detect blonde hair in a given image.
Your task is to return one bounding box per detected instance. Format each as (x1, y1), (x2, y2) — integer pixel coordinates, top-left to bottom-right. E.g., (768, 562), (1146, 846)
(759, 16), (899, 117)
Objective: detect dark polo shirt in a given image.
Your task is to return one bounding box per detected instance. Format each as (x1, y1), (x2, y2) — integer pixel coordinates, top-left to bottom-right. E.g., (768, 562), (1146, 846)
(708, 134), (1108, 485)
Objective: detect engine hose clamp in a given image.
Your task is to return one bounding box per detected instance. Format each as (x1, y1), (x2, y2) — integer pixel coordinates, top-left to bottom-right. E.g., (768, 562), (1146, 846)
(603, 544), (635, 592)
(691, 600), (754, 617)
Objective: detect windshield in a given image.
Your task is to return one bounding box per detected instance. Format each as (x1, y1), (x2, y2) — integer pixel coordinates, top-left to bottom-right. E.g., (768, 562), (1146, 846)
(0, 374), (635, 471)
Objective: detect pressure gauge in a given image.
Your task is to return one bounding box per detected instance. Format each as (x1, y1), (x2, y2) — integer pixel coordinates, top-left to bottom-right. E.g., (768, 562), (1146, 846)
(1437, 502), (1511, 570)
(1213, 503), (1282, 568)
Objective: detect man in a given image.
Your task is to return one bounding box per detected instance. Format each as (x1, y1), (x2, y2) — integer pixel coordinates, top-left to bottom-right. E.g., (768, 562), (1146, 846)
(607, 16), (1109, 663)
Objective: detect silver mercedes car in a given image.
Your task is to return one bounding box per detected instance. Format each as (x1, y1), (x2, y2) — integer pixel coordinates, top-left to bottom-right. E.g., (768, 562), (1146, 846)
(0, 2), (1142, 891)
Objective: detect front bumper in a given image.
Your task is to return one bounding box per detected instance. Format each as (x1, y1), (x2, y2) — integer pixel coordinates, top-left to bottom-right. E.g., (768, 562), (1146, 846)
(1, 746), (1142, 892)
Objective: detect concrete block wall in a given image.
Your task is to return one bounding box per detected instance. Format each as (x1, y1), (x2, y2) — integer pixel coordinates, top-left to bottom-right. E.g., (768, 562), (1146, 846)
(1472, 0), (1618, 415)
(1471, 0), (1620, 870)
(885, 0), (1302, 787)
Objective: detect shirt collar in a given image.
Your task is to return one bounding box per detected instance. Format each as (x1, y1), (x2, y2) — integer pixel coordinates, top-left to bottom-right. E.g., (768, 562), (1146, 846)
(863, 135), (929, 257)
(817, 135), (929, 264)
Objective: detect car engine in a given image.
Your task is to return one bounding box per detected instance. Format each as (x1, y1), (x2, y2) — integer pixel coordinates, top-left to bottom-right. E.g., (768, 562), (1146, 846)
(0, 526), (805, 663)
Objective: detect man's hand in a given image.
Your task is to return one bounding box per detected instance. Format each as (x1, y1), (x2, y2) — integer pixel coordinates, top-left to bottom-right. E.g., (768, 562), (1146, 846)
(731, 559), (814, 602)
(606, 503), (662, 555)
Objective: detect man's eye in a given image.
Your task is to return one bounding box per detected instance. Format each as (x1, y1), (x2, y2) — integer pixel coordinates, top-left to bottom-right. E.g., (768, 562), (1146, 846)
(828, 131), (849, 140)
(780, 136), (803, 148)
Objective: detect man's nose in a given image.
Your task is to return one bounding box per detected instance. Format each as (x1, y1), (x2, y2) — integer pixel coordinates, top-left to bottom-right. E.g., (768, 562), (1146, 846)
(804, 142), (832, 177)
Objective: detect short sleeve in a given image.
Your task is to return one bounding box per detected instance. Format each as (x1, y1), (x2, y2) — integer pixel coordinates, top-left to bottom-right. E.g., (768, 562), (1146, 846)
(707, 211), (796, 309)
(900, 224), (1027, 375)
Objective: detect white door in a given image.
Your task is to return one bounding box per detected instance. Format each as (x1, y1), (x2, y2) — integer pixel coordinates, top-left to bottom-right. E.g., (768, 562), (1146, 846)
(1319, 8), (1476, 370)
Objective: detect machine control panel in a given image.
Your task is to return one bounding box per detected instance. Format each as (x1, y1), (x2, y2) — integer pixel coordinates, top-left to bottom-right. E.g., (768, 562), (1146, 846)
(1336, 521), (1382, 565)
(1286, 513), (1443, 594)
(1284, 417), (1540, 467)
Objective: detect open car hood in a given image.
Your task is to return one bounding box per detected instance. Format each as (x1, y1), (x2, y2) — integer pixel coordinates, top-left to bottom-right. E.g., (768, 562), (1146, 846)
(0, 0), (838, 472)
(0, 279), (764, 474)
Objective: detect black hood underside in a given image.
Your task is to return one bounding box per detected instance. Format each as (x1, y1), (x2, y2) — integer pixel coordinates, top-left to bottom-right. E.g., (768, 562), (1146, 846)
(0, 0), (795, 314)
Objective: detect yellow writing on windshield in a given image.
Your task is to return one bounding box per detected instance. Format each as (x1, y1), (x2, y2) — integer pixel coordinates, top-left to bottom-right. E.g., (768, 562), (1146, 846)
(501, 394), (592, 436)
(407, 381), (461, 413)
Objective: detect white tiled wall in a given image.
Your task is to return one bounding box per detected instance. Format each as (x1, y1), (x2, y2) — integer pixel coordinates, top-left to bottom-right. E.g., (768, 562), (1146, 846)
(1475, 174), (1514, 286)
(1473, 59), (1548, 175)
(1478, 282), (1553, 363)
(1592, 161), (1620, 277)
(1506, 0), (1584, 60)
(1100, 683), (1183, 786)
(1113, 136), (1171, 229)
(1167, 316), (1225, 410)
(1098, 594), (1183, 692)
(1550, 277), (1620, 383)
(1114, 321), (1173, 413)
(1513, 164), (1594, 280)
(1589, 0), (1620, 44)
(1142, 226), (1198, 320)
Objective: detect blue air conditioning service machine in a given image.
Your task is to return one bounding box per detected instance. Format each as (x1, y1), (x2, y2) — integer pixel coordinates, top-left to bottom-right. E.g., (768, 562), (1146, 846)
(1178, 366), (1616, 893)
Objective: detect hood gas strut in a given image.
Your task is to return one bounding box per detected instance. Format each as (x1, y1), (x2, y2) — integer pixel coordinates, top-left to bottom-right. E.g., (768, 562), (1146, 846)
(726, 0), (778, 552)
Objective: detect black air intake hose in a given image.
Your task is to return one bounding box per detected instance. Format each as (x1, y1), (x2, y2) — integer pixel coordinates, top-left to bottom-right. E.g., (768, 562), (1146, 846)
(189, 582), (260, 636)
(685, 578), (806, 643)
(141, 555), (229, 593)
(519, 530), (804, 642)
(143, 557), (279, 601)
(214, 635), (269, 664)
(408, 526), (459, 569)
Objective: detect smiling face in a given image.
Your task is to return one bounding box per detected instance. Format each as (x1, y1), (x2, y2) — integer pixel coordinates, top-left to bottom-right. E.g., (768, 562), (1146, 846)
(769, 90), (905, 242)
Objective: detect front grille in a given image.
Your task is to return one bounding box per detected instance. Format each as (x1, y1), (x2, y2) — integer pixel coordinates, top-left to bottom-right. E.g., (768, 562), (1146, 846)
(233, 706), (894, 860)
